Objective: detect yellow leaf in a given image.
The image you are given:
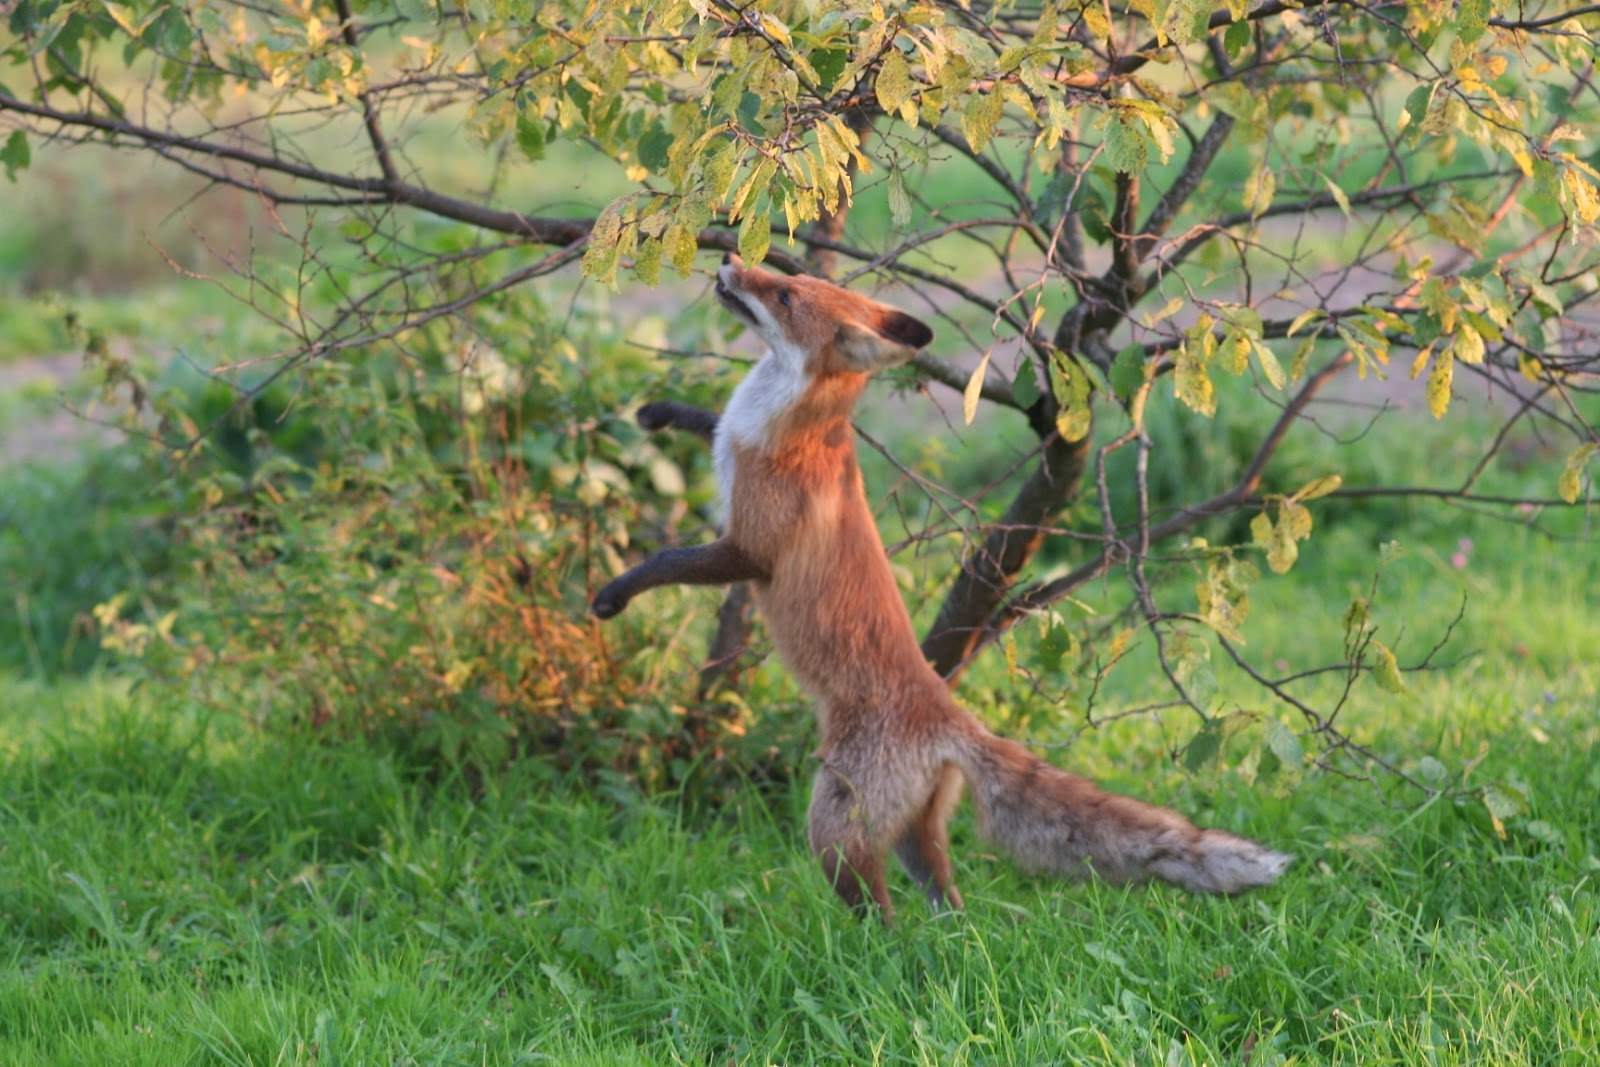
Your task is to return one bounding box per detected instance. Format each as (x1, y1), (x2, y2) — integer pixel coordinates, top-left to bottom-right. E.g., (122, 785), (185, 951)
(961, 91), (1004, 154)
(738, 210), (771, 266)
(1144, 297), (1184, 327)
(1323, 175), (1352, 218)
(1283, 501), (1312, 541)
(759, 12), (791, 47)
(1253, 340), (1286, 390)
(102, 2), (139, 35)
(876, 49), (914, 116)
(1409, 343), (1434, 381)
(1220, 332), (1250, 375)
(963, 350), (991, 426)
(1286, 308), (1324, 337)
(1244, 165), (1275, 219)
(1265, 512), (1298, 574)
(1452, 322), (1485, 365)
(1562, 169), (1600, 225)
(1558, 443), (1597, 504)
(1426, 350), (1454, 419)
(1292, 474), (1343, 502)
(1371, 641), (1406, 693)
(1174, 348), (1216, 416)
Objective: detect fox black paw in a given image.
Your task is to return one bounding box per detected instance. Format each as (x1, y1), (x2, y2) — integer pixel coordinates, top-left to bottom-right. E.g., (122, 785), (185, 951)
(591, 590), (626, 619)
(635, 402), (673, 432)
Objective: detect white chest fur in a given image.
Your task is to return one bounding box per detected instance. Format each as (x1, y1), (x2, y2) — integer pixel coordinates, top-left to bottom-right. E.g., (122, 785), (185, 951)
(713, 349), (808, 519)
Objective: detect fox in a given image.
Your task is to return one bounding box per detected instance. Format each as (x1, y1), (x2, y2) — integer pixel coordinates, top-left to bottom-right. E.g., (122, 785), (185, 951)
(591, 253), (1290, 919)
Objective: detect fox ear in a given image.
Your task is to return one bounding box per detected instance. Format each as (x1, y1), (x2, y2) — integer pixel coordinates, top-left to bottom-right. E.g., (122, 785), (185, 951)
(834, 312), (934, 371)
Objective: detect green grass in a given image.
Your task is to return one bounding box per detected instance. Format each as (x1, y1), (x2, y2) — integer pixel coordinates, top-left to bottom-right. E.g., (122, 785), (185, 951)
(3, 505), (1597, 1065)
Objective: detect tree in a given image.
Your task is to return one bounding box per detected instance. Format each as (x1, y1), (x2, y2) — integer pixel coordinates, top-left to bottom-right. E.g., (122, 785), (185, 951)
(4, 0), (1598, 785)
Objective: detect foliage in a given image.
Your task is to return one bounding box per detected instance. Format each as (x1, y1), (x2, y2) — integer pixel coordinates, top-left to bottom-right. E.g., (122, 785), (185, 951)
(84, 285), (815, 786)
(0, 451), (173, 677)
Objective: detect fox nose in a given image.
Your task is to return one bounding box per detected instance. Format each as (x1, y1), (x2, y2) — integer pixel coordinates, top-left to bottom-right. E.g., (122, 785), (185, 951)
(723, 252), (743, 268)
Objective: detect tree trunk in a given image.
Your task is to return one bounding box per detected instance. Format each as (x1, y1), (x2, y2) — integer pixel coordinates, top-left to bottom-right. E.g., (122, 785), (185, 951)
(920, 431), (1091, 680)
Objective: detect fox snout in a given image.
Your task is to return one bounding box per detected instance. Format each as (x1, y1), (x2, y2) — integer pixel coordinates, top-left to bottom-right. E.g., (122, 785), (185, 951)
(715, 253), (756, 323)
(713, 253), (934, 374)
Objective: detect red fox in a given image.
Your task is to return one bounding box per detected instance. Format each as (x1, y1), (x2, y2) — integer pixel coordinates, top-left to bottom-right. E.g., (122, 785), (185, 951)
(592, 253), (1290, 918)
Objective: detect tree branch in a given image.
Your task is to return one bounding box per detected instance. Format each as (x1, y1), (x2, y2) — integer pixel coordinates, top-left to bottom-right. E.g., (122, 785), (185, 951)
(0, 95), (814, 273)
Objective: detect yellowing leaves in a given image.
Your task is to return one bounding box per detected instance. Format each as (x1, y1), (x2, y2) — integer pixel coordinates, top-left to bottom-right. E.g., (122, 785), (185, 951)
(1048, 352), (1093, 442)
(1558, 442), (1597, 504)
(1251, 499), (1314, 574)
(1195, 554), (1259, 643)
(1371, 640), (1406, 693)
(1174, 347), (1215, 417)
(737, 209), (771, 266)
(1561, 168), (1600, 225)
(1244, 165), (1276, 219)
(1426, 349), (1454, 419)
(875, 50), (918, 124)
(961, 90), (1004, 154)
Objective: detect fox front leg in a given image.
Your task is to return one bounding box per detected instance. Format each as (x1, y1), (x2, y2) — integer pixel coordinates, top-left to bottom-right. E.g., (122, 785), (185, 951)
(591, 538), (766, 619)
(636, 401), (719, 443)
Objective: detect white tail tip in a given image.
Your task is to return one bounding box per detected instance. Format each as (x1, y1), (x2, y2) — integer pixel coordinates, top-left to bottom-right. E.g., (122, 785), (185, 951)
(1153, 833), (1293, 894)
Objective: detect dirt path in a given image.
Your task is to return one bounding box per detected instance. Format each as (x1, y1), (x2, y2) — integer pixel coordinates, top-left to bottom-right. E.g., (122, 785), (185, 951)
(0, 354), (116, 468)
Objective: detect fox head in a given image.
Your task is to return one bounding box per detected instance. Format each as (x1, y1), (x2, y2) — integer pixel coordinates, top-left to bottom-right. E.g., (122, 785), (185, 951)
(715, 253), (934, 375)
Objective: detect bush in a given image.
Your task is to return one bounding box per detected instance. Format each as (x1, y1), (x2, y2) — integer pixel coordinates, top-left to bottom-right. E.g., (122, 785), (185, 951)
(92, 287), (812, 794)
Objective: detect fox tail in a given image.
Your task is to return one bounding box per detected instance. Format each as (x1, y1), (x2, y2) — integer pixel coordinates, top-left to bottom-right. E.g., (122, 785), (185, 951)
(948, 721), (1290, 894)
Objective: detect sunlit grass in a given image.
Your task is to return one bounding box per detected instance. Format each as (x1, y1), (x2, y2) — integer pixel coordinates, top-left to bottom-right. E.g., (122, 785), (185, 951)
(2, 490), (1597, 1064)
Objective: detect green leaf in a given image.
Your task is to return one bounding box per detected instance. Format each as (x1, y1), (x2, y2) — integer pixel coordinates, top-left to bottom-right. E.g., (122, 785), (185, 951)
(1184, 721), (1223, 771)
(1050, 354), (1093, 442)
(810, 48), (848, 93)
(0, 130), (29, 182)
(636, 122), (673, 172)
(1401, 83), (1436, 133)
(887, 166), (912, 227)
(1223, 19), (1250, 58)
(1457, 0), (1490, 44)
(1110, 343), (1145, 402)
(1266, 721), (1304, 771)
(1011, 357), (1040, 410)
(515, 113), (546, 162)
(1038, 616), (1076, 673)
(1104, 115), (1147, 174)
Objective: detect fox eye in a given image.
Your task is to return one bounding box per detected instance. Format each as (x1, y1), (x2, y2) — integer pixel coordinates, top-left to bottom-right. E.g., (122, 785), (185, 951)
(777, 289), (791, 308)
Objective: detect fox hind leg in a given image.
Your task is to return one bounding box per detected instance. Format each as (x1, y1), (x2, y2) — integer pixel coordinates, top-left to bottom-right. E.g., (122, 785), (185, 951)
(807, 765), (896, 921)
(893, 763), (966, 912)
